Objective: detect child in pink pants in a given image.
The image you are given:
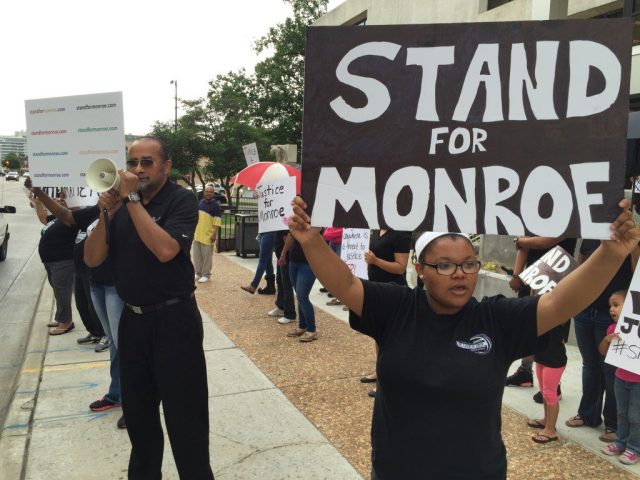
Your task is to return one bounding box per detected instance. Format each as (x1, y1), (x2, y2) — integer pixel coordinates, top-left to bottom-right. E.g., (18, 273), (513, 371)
(527, 320), (571, 443)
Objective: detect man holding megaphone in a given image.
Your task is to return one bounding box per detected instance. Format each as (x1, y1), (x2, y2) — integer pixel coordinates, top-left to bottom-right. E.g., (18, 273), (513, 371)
(84, 137), (214, 479)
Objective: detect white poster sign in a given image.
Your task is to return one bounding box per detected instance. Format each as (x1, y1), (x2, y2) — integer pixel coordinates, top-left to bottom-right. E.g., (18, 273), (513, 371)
(605, 267), (640, 375)
(25, 91), (126, 188)
(41, 186), (99, 208)
(340, 228), (369, 279)
(257, 176), (295, 233)
(242, 143), (260, 166)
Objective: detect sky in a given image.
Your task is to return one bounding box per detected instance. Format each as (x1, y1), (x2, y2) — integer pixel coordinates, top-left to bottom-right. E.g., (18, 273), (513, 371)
(1, 0), (343, 136)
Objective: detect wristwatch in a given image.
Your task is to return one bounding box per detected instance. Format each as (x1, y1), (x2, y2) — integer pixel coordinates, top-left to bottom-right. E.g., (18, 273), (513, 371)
(123, 192), (141, 204)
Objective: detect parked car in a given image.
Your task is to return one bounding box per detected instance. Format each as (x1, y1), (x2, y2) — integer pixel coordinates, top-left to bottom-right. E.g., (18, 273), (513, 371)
(5, 172), (19, 181)
(0, 205), (16, 261)
(22, 171), (30, 178)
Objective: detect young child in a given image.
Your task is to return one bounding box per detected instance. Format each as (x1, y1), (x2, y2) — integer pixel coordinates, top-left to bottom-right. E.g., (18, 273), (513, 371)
(526, 318), (571, 443)
(600, 290), (640, 465)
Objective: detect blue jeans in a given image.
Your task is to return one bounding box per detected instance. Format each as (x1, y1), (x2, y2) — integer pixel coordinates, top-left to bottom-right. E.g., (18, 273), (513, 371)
(90, 284), (124, 404)
(251, 233), (275, 288)
(289, 262), (316, 332)
(614, 378), (640, 455)
(574, 307), (617, 429)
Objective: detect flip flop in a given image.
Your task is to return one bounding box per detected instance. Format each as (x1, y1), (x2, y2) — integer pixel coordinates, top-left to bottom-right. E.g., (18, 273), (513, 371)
(49, 323), (74, 336)
(565, 415), (585, 428)
(527, 419), (545, 429)
(532, 434), (558, 444)
(46, 322), (60, 328)
(360, 376), (377, 384)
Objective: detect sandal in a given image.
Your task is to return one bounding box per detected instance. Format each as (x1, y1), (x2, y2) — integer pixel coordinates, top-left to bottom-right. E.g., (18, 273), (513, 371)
(240, 286), (256, 294)
(46, 321), (60, 328)
(532, 434), (558, 444)
(565, 415), (585, 428)
(527, 419), (545, 429)
(49, 322), (74, 336)
(599, 428), (616, 443)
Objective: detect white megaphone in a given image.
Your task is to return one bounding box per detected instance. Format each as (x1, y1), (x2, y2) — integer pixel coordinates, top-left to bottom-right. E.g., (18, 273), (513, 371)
(86, 158), (120, 192)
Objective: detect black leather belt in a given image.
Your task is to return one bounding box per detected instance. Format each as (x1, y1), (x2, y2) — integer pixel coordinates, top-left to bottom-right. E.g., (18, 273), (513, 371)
(125, 293), (194, 315)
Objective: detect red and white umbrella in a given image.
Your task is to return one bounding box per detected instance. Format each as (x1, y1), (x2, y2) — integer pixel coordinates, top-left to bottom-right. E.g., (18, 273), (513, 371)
(230, 162), (301, 193)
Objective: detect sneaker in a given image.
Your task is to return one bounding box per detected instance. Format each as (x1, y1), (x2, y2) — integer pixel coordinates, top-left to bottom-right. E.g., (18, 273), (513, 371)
(319, 287), (328, 293)
(198, 276), (209, 283)
(268, 307), (284, 317)
(194, 274), (200, 281)
(95, 336), (109, 353)
(505, 367), (534, 387)
(326, 298), (342, 306)
(620, 450), (639, 465)
(602, 443), (624, 456)
(277, 317), (295, 324)
(77, 333), (100, 345)
(533, 384), (562, 404)
(287, 328), (307, 337)
(299, 331), (318, 342)
(117, 415), (127, 429)
(89, 396), (119, 412)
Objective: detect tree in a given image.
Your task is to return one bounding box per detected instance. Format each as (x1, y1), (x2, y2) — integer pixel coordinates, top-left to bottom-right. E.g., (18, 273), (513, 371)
(149, 119), (208, 193)
(2, 153), (21, 170)
(251, 0), (329, 152)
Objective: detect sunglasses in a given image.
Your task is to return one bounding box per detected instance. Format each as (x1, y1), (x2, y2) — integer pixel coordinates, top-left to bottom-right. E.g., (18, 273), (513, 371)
(126, 158), (154, 168)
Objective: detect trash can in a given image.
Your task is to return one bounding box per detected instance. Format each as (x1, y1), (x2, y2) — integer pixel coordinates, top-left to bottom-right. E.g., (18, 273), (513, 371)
(235, 213), (259, 257)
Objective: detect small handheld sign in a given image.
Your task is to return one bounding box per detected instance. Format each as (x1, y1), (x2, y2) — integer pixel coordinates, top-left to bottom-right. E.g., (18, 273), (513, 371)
(518, 245), (578, 295)
(256, 176), (295, 233)
(340, 228), (370, 279)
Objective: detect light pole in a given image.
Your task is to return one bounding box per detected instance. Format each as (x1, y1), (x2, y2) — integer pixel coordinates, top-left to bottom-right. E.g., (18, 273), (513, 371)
(170, 80), (178, 131)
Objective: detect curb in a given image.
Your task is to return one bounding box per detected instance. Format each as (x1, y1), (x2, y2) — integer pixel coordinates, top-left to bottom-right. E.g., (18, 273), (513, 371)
(0, 282), (53, 479)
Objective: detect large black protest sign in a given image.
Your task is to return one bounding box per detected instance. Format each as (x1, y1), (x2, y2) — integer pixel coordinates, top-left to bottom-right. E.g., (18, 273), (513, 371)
(302, 20), (632, 238)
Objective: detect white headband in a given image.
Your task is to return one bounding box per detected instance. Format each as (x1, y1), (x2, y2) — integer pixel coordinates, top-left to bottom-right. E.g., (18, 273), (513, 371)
(415, 232), (471, 262)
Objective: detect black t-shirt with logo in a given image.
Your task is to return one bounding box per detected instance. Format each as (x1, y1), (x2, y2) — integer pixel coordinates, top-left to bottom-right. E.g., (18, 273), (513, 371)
(39, 215), (80, 264)
(109, 181), (198, 305)
(350, 281), (544, 480)
(72, 206), (100, 274)
(368, 230), (410, 285)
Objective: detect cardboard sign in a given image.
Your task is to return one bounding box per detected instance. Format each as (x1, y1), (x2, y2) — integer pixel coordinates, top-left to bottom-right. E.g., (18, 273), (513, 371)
(257, 176), (296, 233)
(302, 20), (632, 239)
(605, 274), (640, 375)
(242, 143), (260, 166)
(340, 228), (369, 279)
(518, 245), (578, 295)
(25, 92), (126, 188)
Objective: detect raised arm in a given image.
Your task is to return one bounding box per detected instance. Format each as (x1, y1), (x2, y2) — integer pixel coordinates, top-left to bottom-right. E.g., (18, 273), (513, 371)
(30, 188), (74, 226)
(537, 199), (640, 335)
(288, 197), (364, 316)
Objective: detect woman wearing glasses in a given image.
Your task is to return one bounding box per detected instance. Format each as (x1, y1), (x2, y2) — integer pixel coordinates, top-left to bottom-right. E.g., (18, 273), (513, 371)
(286, 196), (640, 480)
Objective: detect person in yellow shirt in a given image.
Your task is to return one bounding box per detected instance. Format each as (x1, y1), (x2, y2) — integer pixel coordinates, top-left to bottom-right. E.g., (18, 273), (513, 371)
(193, 184), (221, 283)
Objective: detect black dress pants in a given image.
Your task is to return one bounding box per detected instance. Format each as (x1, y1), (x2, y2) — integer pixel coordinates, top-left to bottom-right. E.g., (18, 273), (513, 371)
(119, 297), (214, 480)
(74, 271), (104, 337)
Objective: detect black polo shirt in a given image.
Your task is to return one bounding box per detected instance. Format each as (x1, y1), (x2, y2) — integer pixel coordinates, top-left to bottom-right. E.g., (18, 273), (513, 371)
(109, 181), (198, 305)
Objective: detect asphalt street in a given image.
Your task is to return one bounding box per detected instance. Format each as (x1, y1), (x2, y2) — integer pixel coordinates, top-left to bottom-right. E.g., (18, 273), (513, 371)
(0, 178), (46, 429)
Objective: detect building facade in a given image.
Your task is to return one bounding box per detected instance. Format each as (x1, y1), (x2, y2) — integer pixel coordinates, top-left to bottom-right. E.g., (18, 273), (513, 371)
(0, 132), (27, 161)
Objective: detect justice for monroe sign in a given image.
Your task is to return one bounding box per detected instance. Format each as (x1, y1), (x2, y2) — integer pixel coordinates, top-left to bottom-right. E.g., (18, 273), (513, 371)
(301, 20), (632, 238)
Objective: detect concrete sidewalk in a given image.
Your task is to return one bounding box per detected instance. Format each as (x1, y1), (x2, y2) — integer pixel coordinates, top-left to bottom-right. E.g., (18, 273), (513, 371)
(0, 272), (361, 479)
(2, 250), (640, 479)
